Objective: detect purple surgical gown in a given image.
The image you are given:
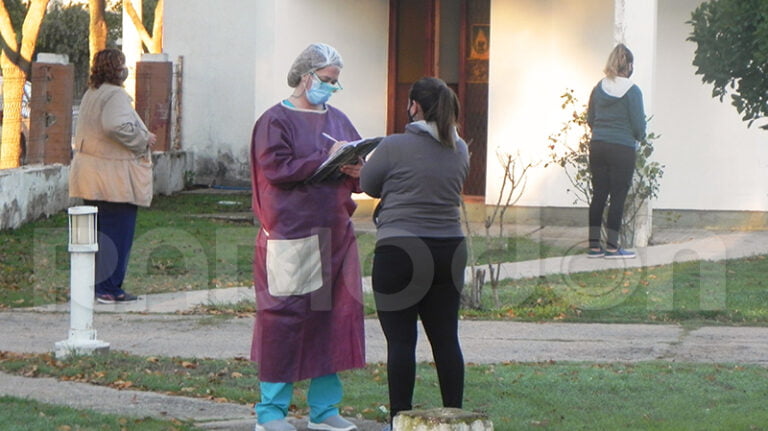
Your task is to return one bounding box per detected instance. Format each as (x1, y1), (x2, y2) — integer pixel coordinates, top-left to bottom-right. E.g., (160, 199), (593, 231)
(249, 102), (365, 382)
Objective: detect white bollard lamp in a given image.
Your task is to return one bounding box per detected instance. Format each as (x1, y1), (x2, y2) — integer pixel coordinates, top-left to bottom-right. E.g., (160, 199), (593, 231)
(54, 206), (110, 358)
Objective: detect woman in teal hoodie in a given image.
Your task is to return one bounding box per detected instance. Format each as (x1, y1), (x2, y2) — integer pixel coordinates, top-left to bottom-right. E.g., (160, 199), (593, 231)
(586, 43), (646, 259)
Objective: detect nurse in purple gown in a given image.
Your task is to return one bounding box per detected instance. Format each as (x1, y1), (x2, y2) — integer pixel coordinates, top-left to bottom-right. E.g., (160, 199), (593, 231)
(249, 43), (365, 431)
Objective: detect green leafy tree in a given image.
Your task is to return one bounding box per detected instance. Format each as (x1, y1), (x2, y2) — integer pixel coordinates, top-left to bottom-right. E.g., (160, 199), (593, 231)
(3, 0), (27, 29)
(37, 4), (89, 96)
(37, 3), (121, 98)
(688, 0), (768, 129)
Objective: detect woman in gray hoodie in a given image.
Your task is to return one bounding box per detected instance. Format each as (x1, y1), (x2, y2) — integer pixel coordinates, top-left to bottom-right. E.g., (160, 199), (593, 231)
(360, 77), (469, 428)
(586, 43), (646, 259)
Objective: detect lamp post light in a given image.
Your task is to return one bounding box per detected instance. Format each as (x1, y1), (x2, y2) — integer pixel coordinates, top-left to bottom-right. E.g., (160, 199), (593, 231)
(54, 206), (110, 358)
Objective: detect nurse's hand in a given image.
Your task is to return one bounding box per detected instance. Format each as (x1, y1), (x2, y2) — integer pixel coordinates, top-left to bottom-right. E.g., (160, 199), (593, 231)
(329, 141), (348, 155)
(340, 158), (364, 178)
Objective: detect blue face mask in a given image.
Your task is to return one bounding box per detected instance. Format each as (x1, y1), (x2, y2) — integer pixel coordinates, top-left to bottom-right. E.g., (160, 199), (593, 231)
(306, 73), (340, 105)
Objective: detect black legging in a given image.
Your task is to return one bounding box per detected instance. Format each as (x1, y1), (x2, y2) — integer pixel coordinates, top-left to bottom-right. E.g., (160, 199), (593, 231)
(588, 141), (636, 250)
(372, 236), (467, 421)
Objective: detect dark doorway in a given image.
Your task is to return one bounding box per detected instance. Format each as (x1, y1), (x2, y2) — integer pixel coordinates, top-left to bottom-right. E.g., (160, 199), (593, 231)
(388, 0), (489, 197)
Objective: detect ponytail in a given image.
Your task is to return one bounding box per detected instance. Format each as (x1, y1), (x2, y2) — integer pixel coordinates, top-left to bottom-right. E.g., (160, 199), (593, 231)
(409, 77), (460, 149)
(604, 43), (634, 79)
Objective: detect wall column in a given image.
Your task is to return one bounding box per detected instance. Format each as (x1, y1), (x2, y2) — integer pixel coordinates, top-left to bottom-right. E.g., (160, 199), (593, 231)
(615, 0), (658, 247)
(614, 0), (657, 113)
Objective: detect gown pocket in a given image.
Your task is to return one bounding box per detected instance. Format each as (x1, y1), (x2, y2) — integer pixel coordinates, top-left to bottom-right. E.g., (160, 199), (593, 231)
(266, 234), (323, 297)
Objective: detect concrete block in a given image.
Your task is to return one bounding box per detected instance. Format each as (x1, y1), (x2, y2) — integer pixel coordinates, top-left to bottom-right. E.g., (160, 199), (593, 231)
(36, 52), (69, 64)
(393, 408), (493, 431)
(152, 150), (194, 196)
(141, 53), (170, 62)
(0, 151), (192, 230)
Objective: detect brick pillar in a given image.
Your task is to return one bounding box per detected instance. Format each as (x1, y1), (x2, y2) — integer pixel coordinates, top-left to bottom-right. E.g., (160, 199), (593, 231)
(135, 54), (172, 152)
(27, 54), (74, 165)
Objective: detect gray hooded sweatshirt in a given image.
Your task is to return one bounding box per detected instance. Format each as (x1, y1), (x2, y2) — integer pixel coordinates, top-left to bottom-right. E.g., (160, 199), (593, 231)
(360, 121), (470, 240)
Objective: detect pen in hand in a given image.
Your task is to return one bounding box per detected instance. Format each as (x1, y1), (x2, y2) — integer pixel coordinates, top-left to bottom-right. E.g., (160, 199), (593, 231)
(322, 132), (339, 143)
(322, 132), (347, 155)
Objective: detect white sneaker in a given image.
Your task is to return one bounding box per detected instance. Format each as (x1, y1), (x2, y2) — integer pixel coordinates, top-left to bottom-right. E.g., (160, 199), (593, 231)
(255, 418), (297, 431)
(308, 415), (357, 431)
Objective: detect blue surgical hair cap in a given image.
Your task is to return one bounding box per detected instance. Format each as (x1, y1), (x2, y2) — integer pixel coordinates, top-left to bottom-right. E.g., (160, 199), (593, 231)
(287, 43), (344, 88)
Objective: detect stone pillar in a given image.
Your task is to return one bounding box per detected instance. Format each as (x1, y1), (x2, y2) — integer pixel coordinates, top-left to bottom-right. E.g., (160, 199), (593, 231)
(136, 53), (172, 152)
(27, 53), (74, 165)
(393, 408), (493, 431)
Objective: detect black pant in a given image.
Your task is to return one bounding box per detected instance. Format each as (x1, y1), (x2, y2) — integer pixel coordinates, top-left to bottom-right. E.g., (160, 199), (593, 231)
(372, 236), (467, 421)
(588, 141), (636, 249)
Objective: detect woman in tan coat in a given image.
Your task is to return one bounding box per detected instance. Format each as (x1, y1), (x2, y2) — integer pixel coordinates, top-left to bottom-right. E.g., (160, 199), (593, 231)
(69, 48), (156, 303)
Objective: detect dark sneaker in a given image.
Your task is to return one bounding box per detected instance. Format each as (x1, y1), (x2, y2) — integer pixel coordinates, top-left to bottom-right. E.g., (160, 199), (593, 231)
(115, 292), (139, 302)
(587, 248), (604, 258)
(605, 248), (636, 259)
(308, 415), (357, 431)
(95, 293), (116, 304)
(255, 419), (297, 431)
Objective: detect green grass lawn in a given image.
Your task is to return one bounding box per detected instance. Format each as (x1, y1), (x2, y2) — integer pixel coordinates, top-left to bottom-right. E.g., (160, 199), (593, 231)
(0, 193), (257, 308)
(1, 351), (767, 430)
(4, 191), (768, 324)
(201, 255), (768, 325)
(4, 191), (768, 430)
(0, 191), (566, 309)
(0, 395), (203, 431)
(459, 256), (768, 324)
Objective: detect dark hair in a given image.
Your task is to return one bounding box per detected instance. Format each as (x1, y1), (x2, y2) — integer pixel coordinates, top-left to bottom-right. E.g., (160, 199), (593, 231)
(89, 48), (126, 89)
(409, 77), (460, 149)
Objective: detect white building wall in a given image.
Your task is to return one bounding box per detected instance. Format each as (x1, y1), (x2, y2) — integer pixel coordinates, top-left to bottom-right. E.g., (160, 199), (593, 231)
(488, 0), (767, 213)
(163, 0), (389, 186)
(488, 0), (614, 207)
(653, 0), (768, 211)
(163, 0), (767, 212)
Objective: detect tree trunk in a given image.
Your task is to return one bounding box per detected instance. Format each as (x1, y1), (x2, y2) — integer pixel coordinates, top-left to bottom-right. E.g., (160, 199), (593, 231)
(151, 0), (164, 53)
(0, 0), (49, 169)
(125, 0), (164, 54)
(0, 62), (25, 168)
(88, 0), (108, 64)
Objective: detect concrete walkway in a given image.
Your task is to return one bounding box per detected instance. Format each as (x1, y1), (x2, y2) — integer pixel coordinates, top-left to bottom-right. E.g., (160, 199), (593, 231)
(2, 227), (768, 430)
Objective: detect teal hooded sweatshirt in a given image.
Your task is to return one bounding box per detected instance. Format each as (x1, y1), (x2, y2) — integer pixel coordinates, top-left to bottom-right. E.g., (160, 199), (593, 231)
(587, 77), (646, 148)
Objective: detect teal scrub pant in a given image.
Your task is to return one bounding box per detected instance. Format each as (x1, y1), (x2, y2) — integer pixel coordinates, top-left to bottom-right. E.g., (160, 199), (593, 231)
(256, 373), (342, 424)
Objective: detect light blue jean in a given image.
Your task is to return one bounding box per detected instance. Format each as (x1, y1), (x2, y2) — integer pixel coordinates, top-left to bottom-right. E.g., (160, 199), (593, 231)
(256, 373), (342, 424)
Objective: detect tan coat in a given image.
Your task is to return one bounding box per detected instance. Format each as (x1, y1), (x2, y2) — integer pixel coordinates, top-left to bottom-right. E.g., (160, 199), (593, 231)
(69, 84), (153, 207)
